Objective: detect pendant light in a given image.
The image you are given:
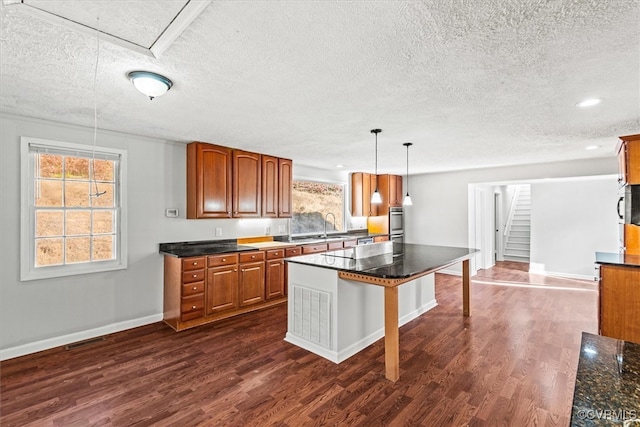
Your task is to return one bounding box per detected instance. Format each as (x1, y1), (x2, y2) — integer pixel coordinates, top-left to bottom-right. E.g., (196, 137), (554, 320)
(371, 129), (382, 204)
(403, 142), (413, 206)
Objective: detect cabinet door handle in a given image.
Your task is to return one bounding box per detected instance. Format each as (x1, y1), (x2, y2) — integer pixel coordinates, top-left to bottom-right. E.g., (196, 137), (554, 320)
(192, 274), (197, 278)
(234, 269), (237, 272)
(191, 305), (196, 310)
(193, 286), (197, 290)
(192, 262), (198, 266)
(251, 255), (256, 259)
(222, 258), (226, 262)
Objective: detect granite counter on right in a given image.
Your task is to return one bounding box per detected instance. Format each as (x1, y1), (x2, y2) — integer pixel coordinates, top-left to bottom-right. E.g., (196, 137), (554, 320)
(570, 332), (639, 426)
(595, 252), (640, 344)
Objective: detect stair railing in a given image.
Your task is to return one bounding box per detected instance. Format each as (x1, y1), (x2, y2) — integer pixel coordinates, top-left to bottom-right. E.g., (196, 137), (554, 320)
(503, 186), (521, 237)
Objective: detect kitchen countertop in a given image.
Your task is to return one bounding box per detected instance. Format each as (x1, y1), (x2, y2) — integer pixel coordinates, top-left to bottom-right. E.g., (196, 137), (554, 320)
(596, 251), (640, 269)
(159, 240), (259, 257)
(570, 332), (640, 426)
(285, 243), (478, 279)
(158, 232), (387, 258)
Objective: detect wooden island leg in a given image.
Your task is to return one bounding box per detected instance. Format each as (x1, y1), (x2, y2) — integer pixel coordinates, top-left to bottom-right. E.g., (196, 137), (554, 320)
(462, 259), (470, 316)
(384, 286), (400, 381)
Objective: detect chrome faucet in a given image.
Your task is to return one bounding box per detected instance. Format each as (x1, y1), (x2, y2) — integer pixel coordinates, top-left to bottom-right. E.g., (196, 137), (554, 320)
(323, 212), (336, 238)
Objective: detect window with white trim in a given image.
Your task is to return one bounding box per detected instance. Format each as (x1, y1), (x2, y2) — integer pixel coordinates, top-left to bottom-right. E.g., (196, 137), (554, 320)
(20, 137), (127, 281)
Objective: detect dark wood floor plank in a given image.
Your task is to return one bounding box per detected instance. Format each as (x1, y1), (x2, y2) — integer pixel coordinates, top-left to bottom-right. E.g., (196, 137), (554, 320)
(0, 262), (598, 426)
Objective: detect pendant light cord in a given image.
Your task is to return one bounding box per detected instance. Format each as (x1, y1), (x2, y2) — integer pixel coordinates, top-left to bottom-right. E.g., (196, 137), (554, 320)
(406, 144), (409, 195)
(90, 17), (105, 198)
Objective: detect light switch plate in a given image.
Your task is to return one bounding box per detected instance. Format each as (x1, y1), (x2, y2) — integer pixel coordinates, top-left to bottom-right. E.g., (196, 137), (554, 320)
(215, 227), (222, 237)
(265, 226), (271, 235)
(165, 208), (178, 218)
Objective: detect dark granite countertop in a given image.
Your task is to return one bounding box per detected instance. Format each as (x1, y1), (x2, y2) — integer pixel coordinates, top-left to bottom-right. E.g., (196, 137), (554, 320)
(596, 252), (640, 269)
(159, 232), (391, 258)
(285, 243), (478, 279)
(570, 332), (640, 426)
(159, 240), (259, 257)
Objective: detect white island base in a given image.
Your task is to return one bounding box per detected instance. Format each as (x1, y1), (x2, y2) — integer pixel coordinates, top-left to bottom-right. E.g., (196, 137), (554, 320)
(284, 262), (436, 364)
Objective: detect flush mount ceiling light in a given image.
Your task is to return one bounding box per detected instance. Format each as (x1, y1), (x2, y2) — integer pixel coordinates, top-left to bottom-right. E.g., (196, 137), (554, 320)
(403, 142), (413, 206)
(371, 129), (382, 204)
(576, 98), (602, 108)
(585, 145), (600, 150)
(128, 71), (173, 100)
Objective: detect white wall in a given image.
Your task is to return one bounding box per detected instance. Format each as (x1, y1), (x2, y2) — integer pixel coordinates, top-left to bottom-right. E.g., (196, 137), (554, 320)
(405, 158), (618, 275)
(529, 177), (619, 279)
(0, 113), (326, 359)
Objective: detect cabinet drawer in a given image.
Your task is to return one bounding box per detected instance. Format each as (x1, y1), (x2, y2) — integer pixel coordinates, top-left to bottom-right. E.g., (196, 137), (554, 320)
(302, 243), (328, 254)
(182, 257), (205, 271)
(285, 246), (302, 257)
(327, 241), (343, 251)
(239, 251), (265, 263)
(266, 249), (285, 260)
(182, 281), (204, 297)
(182, 269), (205, 284)
(343, 239), (357, 248)
(208, 253), (238, 267)
(181, 295), (204, 321)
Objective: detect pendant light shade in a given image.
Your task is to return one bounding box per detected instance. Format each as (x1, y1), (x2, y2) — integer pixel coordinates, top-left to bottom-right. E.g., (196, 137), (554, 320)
(371, 129), (382, 204)
(403, 142), (413, 206)
(128, 71), (173, 100)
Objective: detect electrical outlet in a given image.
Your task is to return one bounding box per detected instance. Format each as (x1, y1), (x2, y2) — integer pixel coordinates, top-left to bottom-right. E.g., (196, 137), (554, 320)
(278, 225), (286, 233)
(265, 226), (271, 235)
(215, 227), (222, 237)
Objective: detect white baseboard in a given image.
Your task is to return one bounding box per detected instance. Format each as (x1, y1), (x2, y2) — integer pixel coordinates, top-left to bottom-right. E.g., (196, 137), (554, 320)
(528, 264), (596, 281)
(0, 313), (164, 361)
(437, 268), (461, 276)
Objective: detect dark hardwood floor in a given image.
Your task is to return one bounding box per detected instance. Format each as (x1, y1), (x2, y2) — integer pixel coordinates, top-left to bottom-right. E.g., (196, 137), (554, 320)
(1, 262), (598, 426)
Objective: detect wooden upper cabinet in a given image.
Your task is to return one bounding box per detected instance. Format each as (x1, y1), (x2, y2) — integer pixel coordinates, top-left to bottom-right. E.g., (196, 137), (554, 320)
(378, 174), (403, 210)
(188, 142), (292, 219)
(262, 155), (278, 218)
(278, 158), (293, 218)
(351, 172), (378, 217)
(187, 142), (232, 219)
(618, 134), (640, 185)
(233, 150), (261, 217)
(261, 156), (292, 218)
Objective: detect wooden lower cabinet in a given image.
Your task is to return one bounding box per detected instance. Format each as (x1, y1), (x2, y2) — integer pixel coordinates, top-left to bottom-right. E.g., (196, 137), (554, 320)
(164, 250), (284, 331)
(266, 249), (286, 299)
(599, 264), (640, 343)
(206, 264), (238, 315)
(239, 251), (265, 307)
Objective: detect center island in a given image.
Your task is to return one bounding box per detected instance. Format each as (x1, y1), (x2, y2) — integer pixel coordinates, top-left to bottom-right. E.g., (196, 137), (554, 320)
(285, 242), (478, 381)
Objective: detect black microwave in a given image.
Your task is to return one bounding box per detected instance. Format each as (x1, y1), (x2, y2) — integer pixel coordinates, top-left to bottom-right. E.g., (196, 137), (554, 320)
(618, 185), (640, 225)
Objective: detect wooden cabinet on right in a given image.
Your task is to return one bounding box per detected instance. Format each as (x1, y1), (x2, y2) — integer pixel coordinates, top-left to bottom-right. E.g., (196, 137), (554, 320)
(377, 174), (403, 209)
(599, 264), (640, 343)
(617, 134), (640, 185)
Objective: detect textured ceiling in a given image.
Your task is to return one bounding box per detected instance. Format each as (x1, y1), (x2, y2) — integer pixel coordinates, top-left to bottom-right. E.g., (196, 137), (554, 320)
(1, 0), (639, 175)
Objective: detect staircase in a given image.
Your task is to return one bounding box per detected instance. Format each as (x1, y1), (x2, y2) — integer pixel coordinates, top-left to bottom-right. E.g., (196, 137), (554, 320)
(503, 185), (531, 262)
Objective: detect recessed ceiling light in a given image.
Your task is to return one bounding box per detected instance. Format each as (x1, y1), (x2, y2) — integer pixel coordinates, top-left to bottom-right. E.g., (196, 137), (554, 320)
(336, 164), (344, 168)
(585, 145), (599, 150)
(576, 98), (602, 108)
